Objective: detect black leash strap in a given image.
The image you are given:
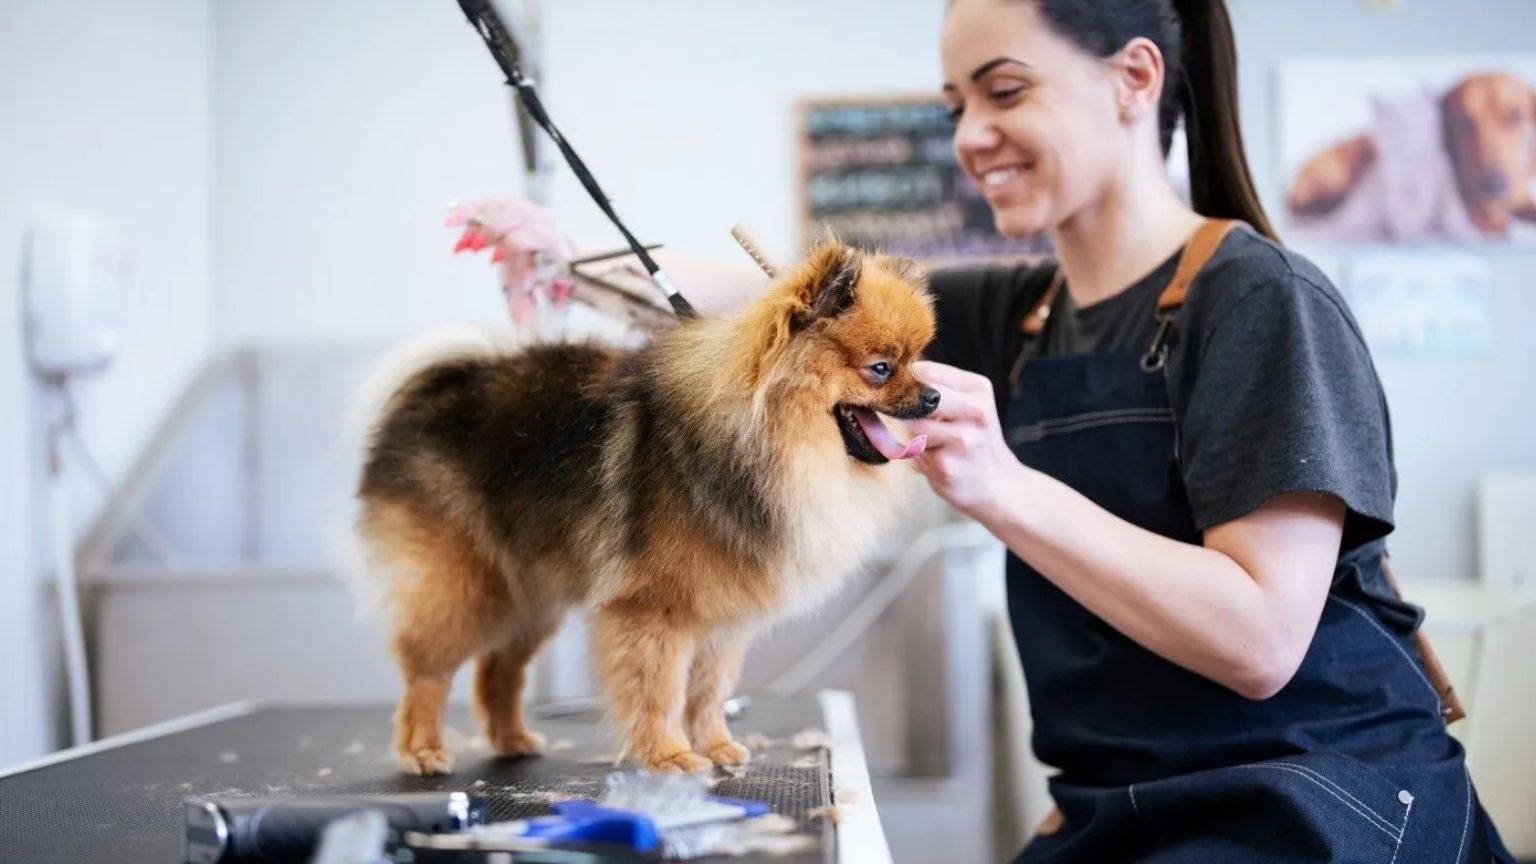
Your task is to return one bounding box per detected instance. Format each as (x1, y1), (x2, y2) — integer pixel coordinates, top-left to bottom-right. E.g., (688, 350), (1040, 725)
(454, 0), (697, 319)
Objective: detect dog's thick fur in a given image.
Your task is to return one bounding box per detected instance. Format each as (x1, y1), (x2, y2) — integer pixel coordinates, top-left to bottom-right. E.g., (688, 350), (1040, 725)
(353, 241), (937, 774)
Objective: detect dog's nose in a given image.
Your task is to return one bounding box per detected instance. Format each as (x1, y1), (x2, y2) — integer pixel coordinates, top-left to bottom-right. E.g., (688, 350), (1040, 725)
(920, 387), (941, 412)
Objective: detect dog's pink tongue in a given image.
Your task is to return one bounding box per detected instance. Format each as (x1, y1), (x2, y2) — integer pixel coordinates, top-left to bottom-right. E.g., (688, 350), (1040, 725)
(851, 407), (926, 460)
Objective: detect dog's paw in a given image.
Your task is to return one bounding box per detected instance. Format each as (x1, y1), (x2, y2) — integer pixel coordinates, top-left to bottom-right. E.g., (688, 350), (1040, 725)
(644, 750), (713, 773)
(492, 728), (546, 758)
(398, 746), (455, 776)
(701, 739), (751, 767)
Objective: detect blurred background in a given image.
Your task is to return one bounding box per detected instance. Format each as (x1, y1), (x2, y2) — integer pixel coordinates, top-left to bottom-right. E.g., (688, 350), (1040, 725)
(2, 1), (1534, 861)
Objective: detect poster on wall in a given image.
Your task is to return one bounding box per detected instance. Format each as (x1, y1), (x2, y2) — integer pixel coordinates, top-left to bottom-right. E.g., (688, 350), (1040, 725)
(1278, 55), (1536, 246)
(1344, 251), (1495, 355)
(796, 95), (1051, 265)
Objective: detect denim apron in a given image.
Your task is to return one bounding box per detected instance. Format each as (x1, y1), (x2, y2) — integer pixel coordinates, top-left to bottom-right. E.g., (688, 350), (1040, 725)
(1005, 223), (1512, 863)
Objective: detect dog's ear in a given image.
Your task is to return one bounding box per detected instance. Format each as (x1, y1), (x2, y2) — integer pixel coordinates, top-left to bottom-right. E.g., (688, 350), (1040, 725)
(790, 242), (860, 330)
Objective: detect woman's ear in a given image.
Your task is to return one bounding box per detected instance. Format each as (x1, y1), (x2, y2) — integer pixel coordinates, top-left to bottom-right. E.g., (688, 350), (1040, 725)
(1111, 36), (1165, 123)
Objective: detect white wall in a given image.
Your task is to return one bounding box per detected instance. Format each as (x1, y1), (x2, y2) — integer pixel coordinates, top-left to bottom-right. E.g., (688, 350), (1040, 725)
(213, 0), (530, 345)
(540, 0), (948, 264)
(0, 0), (213, 764)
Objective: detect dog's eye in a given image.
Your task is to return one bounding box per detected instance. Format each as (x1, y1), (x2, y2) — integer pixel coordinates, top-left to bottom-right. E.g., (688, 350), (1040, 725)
(867, 361), (892, 384)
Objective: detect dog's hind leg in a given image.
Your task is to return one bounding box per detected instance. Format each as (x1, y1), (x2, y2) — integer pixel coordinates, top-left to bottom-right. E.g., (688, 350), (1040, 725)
(686, 628), (752, 767)
(364, 499), (510, 776)
(591, 604), (712, 773)
(473, 608), (563, 758)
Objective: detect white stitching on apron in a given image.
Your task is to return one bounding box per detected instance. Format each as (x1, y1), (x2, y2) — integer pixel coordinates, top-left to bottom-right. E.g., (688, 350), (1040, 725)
(1264, 760), (1401, 831)
(1235, 764), (1402, 841)
(1328, 596), (1443, 705)
(1007, 407), (1174, 445)
(1389, 792), (1413, 864)
(1454, 766), (1473, 863)
(1128, 783), (1145, 822)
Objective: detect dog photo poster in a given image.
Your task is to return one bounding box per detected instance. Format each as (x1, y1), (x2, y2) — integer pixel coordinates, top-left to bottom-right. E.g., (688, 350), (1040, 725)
(1278, 55), (1536, 246)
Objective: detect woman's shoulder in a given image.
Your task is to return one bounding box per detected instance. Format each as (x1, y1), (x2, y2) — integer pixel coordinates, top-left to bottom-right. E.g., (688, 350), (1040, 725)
(1182, 224), (1364, 348)
(927, 258), (1056, 304)
(923, 259), (1056, 375)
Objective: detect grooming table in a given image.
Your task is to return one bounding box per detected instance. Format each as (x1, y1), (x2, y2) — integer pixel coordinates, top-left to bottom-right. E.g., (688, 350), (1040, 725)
(0, 690), (888, 864)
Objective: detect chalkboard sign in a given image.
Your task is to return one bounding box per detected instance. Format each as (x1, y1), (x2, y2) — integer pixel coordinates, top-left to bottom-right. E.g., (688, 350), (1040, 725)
(797, 94), (1051, 264)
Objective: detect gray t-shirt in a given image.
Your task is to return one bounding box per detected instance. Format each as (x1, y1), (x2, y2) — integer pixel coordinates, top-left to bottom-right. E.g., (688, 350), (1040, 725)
(924, 226), (1396, 551)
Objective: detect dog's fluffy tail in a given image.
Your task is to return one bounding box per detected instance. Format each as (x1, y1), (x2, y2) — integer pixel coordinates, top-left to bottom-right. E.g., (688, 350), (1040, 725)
(331, 325), (512, 618)
(341, 324), (507, 453)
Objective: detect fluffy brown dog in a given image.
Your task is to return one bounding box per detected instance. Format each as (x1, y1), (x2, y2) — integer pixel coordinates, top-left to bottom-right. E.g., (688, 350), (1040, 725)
(353, 240), (937, 775)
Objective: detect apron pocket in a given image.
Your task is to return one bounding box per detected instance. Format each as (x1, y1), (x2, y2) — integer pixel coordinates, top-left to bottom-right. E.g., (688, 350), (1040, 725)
(1130, 751), (1413, 863)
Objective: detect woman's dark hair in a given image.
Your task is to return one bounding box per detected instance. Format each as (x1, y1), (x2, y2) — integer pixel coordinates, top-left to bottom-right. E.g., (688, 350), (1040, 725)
(1030, 0), (1278, 240)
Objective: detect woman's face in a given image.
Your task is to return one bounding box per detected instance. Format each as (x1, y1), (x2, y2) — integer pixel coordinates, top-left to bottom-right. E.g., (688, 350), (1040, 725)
(941, 0), (1130, 238)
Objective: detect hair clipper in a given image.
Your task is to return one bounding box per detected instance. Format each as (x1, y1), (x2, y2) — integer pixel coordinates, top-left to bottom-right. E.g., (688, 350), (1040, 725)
(182, 790), (487, 863)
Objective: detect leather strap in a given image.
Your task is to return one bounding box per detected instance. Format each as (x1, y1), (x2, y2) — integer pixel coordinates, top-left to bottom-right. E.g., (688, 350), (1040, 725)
(1379, 554), (1468, 724)
(1019, 218), (1242, 338)
(1020, 268), (1063, 337)
(1157, 218), (1240, 313)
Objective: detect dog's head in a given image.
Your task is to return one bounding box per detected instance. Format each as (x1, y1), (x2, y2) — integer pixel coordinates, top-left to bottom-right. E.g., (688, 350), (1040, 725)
(739, 239), (938, 465)
(1441, 71), (1536, 234)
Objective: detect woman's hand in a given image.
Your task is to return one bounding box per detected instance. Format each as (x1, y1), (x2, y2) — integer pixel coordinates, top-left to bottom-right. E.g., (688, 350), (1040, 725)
(906, 361), (1344, 700)
(905, 360), (1023, 520)
(445, 198), (574, 323)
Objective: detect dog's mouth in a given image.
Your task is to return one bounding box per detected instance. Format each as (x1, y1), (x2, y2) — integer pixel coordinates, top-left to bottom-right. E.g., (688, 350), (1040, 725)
(834, 404), (926, 465)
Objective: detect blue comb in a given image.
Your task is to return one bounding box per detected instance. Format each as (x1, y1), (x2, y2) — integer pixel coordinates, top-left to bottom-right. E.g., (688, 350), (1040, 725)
(463, 771), (771, 852)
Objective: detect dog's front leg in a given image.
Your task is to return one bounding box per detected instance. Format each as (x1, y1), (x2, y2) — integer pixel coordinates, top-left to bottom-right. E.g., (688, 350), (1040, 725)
(592, 604), (712, 773)
(686, 628), (752, 767)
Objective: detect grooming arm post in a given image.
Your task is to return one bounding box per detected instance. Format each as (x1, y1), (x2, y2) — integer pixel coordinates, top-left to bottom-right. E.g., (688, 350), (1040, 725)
(454, 0), (696, 319)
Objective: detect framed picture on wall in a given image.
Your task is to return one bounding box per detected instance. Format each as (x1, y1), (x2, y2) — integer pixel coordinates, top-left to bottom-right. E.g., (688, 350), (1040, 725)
(1278, 55), (1536, 246)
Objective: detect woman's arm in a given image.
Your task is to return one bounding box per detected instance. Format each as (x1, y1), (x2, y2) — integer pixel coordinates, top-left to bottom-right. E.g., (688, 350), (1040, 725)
(907, 360), (1342, 700)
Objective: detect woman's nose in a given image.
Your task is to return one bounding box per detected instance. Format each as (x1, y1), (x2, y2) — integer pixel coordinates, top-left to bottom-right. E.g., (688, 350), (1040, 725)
(953, 112), (1001, 160)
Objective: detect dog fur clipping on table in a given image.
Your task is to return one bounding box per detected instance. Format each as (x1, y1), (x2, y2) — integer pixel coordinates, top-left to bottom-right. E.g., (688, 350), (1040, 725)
(351, 239), (938, 775)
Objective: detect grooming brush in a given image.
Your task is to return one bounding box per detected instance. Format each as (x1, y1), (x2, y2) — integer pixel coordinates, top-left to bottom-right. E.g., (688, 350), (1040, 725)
(396, 770), (774, 861)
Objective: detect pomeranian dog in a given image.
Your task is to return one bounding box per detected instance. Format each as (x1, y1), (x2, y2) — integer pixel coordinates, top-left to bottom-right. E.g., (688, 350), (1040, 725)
(352, 239), (938, 775)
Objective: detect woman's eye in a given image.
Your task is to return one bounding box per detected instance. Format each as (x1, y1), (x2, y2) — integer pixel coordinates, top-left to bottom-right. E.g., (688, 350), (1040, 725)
(946, 104), (964, 124)
(990, 86), (1026, 104)
(868, 362), (892, 382)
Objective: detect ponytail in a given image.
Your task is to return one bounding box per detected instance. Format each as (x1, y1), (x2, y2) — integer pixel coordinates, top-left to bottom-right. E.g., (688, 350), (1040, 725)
(1020, 0), (1279, 240)
(1169, 0), (1277, 240)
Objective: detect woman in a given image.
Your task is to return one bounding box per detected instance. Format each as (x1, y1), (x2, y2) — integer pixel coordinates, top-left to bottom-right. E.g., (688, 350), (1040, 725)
(453, 1), (1513, 859)
(907, 0), (1512, 861)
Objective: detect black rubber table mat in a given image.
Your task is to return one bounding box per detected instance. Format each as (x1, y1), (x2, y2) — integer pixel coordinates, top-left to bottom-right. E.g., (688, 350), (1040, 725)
(0, 697), (834, 864)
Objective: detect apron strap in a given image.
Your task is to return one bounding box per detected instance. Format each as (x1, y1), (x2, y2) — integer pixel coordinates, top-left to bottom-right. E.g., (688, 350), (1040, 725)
(1156, 218), (1242, 313)
(1379, 553), (1469, 724)
(1008, 267), (1064, 391)
(1019, 267), (1064, 338)
(1012, 218), (1242, 381)
(1140, 218), (1243, 372)
(1017, 219), (1242, 340)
